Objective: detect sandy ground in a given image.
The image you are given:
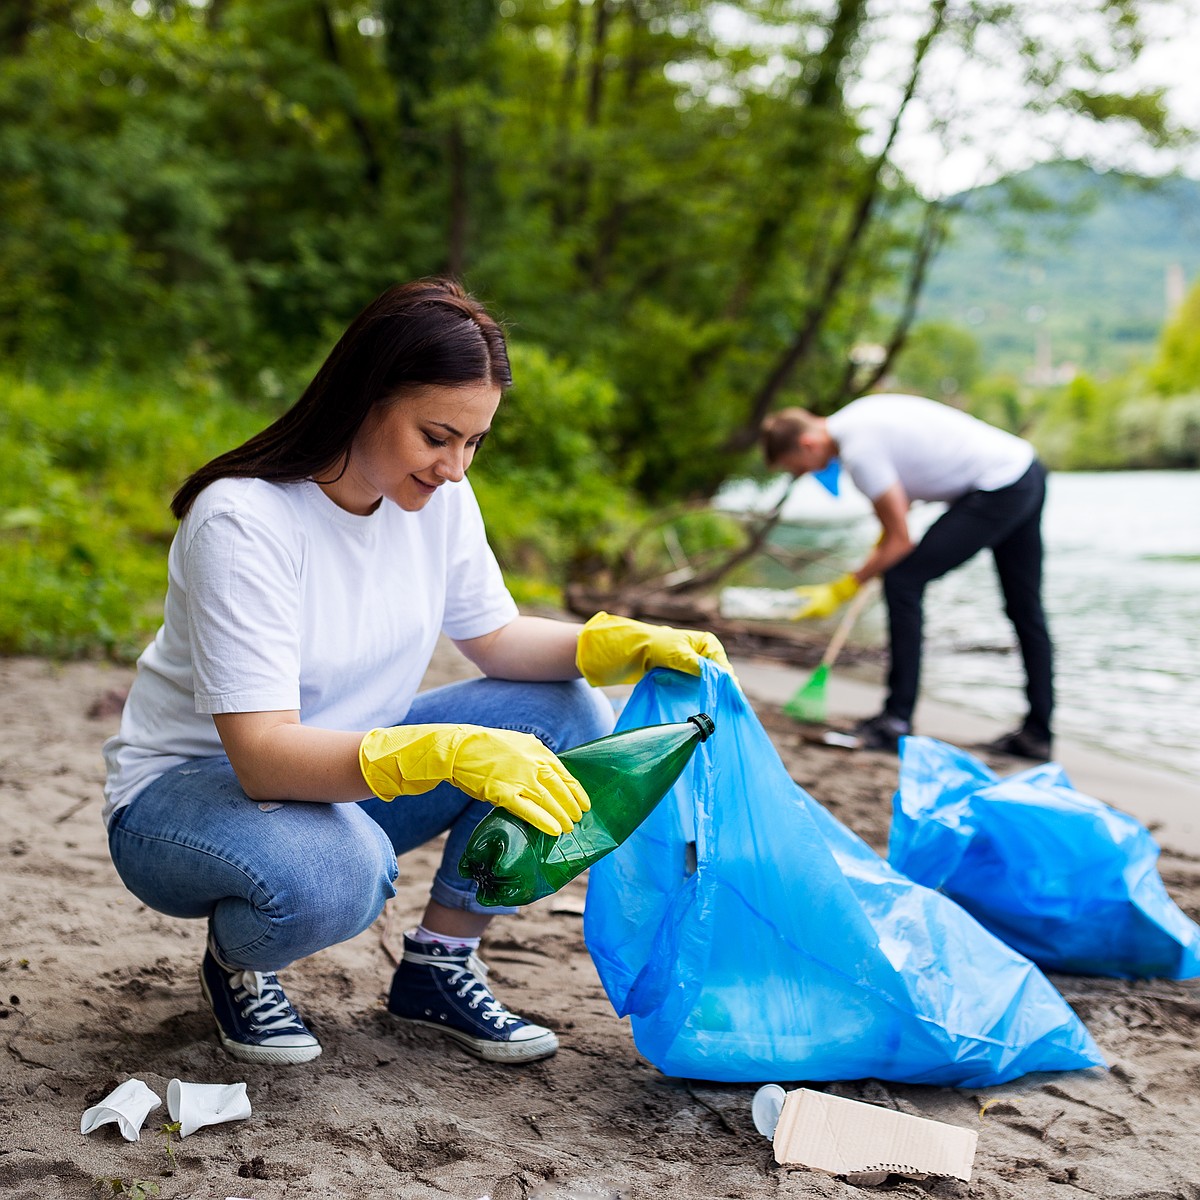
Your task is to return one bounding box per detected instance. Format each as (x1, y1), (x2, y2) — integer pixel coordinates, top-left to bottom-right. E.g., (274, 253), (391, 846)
(3, 641), (1200, 1200)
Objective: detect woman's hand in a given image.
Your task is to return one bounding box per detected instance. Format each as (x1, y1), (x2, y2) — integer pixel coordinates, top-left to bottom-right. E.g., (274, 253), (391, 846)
(574, 611), (734, 687)
(358, 724), (590, 836)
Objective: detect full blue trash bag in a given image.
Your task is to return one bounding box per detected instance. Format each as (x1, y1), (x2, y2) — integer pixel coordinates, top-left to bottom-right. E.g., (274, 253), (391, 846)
(889, 736), (1200, 979)
(583, 663), (1103, 1086)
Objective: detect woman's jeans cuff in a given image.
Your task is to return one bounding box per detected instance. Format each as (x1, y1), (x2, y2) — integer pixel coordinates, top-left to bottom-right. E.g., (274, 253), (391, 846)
(430, 870), (516, 917)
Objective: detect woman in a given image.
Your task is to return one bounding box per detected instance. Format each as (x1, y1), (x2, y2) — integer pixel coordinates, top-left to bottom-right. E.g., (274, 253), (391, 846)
(103, 278), (730, 1067)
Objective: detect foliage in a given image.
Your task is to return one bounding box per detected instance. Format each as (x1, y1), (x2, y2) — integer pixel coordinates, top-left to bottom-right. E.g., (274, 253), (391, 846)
(1027, 373), (1124, 470)
(1149, 274), (1200, 396)
(0, 372), (269, 658)
(962, 373), (1027, 435)
(3, 2), (1176, 494)
(472, 342), (645, 585)
(1017, 373), (1200, 472)
(0, 2), (1190, 656)
(158, 1120), (181, 1174)
(93, 1179), (160, 1199)
(919, 164), (1200, 381)
(889, 320), (982, 401)
(1115, 394), (1200, 469)
(0, 355), (642, 659)
(1011, 260), (1200, 471)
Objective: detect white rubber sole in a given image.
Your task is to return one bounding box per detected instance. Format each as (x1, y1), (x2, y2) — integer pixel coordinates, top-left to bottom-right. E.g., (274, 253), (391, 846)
(199, 969), (323, 1066)
(398, 1016), (559, 1063)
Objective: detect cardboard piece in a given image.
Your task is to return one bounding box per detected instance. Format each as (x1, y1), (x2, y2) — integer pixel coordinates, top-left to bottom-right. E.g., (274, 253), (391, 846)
(772, 1088), (977, 1183)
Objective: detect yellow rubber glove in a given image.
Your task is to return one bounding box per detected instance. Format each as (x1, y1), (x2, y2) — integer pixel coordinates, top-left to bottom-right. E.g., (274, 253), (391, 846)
(792, 573), (860, 620)
(575, 611), (733, 687)
(359, 724), (589, 837)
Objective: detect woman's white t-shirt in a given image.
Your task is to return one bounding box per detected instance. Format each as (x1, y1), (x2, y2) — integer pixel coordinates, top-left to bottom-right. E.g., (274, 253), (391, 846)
(827, 394), (1034, 503)
(102, 476), (517, 826)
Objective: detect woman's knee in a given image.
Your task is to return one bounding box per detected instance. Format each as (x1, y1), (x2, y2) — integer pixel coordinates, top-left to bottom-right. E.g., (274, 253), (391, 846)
(289, 808), (397, 916)
(554, 678), (617, 748)
(232, 807), (398, 959)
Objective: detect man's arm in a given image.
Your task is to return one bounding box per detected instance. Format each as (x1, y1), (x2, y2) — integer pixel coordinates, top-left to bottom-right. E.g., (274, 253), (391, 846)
(854, 482), (914, 582)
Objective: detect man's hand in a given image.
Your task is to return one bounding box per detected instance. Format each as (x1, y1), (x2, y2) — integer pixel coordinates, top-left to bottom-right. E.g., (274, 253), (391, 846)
(792, 573), (860, 620)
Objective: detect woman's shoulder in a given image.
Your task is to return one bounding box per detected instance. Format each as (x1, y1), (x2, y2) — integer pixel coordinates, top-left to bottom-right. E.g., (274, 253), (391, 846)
(181, 478), (316, 550)
(187, 477), (308, 523)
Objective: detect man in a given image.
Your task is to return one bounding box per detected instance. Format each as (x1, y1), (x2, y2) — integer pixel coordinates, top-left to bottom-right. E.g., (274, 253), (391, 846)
(760, 394), (1053, 757)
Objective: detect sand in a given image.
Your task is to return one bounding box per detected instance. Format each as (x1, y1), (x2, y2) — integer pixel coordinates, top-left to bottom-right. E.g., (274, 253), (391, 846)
(3, 641), (1200, 1200)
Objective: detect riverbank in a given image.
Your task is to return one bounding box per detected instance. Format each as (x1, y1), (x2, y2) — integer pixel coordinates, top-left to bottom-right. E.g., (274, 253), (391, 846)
(3, 644), (1200, 1199)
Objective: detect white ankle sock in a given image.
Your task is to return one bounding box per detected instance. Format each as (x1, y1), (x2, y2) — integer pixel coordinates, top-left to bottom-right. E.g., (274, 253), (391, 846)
(412, 924), (480, 951)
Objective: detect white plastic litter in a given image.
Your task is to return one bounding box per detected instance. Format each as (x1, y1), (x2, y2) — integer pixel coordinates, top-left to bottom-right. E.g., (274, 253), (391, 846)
(80, 1078), (162, 1142)
(167, 1078), (251, 1137)
(719, 587), (805, 621)
(752, 1084), (787, 1137)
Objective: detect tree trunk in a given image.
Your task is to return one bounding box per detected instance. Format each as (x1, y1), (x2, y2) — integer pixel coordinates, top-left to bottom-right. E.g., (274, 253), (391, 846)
(315, 1), (383, 190)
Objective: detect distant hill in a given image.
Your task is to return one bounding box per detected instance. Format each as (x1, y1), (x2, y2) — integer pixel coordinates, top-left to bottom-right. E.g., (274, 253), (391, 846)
(917, 162), (1200, 381)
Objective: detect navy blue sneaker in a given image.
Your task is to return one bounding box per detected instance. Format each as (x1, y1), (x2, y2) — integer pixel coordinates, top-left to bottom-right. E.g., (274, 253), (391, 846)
(388, 933), (558, 1064)
(199, 947), (322, 1065)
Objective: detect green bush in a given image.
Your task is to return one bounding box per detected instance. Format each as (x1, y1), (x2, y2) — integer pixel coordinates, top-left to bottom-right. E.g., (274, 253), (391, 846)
(0, 373), (268, 659)
(1116, 393), (1200, 468)
(472, 343), (646, 585)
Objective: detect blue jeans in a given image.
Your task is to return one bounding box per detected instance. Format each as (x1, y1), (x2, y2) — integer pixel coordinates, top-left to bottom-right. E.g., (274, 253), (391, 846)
(107, 677), (615, 972)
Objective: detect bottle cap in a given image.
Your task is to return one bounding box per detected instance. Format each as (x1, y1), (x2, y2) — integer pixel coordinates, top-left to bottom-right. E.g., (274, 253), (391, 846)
(688, 713), (715, 741)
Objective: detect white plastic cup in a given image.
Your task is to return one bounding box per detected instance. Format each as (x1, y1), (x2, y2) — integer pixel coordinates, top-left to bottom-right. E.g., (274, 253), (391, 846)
(719, 587), (805, 621)
(80, 1078), (162, 1142)
(167, 1079), (251, 1137)
(751, 1083), (787, 1139)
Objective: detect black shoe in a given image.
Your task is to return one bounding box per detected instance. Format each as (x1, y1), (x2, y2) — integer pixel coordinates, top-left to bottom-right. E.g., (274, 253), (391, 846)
(854, 712), (911, 753)
(199, 947), (322, 1065)
(985, 728), (1052, 761)
(388, 934), (558, 1064)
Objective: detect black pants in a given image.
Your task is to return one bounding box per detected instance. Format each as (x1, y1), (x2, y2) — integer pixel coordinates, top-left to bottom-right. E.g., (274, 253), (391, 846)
(881, 460), (1053, 741)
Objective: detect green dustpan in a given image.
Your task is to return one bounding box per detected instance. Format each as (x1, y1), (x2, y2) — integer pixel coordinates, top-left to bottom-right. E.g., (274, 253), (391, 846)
(783, 584), (873, 725)
(784, 662), (831, 723)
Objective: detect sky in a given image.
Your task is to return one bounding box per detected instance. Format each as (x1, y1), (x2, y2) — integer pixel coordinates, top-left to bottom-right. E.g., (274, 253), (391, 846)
(712, 0), (1200, 199)
(875, 0), (1200, 197)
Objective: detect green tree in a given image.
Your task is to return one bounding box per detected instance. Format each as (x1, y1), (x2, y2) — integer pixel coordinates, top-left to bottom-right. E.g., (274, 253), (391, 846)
(890, 321), (982, 401)
(0, 0), (1185, 607)
(1149, 275), (1200, 396)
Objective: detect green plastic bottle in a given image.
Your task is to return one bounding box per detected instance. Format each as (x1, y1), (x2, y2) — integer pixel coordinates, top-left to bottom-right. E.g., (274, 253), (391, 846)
(458, 713), (715, 907)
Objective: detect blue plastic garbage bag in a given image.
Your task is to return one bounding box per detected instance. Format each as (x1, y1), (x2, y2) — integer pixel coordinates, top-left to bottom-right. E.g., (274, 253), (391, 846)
(583, 662), (1103, 1086)
(889, 736), (1200, 980)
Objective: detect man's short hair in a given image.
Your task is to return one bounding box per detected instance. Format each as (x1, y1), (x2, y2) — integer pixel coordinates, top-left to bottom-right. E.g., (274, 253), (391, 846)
(760, 407), (820, 467)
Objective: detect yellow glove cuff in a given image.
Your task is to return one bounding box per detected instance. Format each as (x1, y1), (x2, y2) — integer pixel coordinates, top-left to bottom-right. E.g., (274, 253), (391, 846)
(360, 724), (460, 801)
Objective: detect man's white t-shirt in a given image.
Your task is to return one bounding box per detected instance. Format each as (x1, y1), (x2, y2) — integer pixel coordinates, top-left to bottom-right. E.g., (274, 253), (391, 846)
(826, 394), (1034, 503)
(102, 476), (518, 826)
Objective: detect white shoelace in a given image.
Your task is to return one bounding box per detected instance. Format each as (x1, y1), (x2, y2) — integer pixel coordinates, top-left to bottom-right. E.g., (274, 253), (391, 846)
(442, 961), (520, 1031)
(227, 969), (303, 1032)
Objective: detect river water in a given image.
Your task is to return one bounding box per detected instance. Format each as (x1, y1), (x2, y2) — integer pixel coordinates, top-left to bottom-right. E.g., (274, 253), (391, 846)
(716, 470), (1200, 778)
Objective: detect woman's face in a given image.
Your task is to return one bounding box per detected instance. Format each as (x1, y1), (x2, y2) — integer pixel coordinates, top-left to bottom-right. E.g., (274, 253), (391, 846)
(322, 382), (501, 515)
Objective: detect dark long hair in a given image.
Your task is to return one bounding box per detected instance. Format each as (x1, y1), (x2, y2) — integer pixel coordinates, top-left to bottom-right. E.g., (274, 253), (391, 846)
(171, 278), (512, 519)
